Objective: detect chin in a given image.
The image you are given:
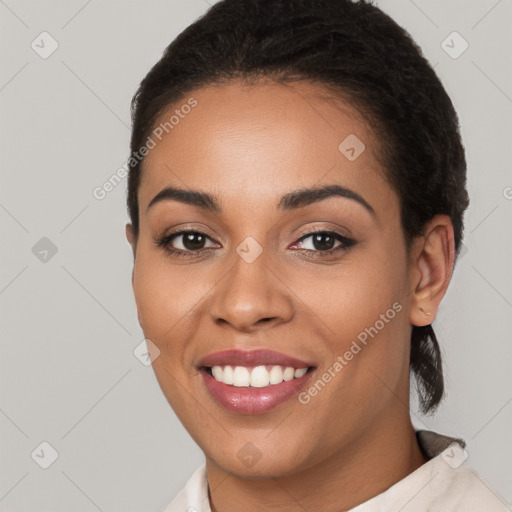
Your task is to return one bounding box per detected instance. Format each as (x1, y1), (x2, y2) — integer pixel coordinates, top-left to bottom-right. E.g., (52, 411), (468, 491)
(203, 436), (315, 479)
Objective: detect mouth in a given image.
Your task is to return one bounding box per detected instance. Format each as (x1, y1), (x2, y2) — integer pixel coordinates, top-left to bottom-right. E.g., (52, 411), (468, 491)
(196, 348), (317, 414)
(201, 364), (315, 387)
(198, 362), (316, 415)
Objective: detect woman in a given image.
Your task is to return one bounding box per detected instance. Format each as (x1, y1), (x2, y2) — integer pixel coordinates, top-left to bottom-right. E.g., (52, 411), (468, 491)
(125, 0), (509, 510)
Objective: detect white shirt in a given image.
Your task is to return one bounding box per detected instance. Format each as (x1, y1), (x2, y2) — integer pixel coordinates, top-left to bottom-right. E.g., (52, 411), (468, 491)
(163, 430), (510, 511)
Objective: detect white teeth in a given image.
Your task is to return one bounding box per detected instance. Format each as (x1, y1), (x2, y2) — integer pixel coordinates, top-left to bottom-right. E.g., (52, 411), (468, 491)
(283, 367), (295, 381)
(269, 365), (283, 384)
(212, 366), (223, 381)
(250, 365), (270, 387)
(233, 366), (250, 387)
(223, 365), (234, 385)
(209, 365), (309, 387)
(294, 368), (308, 378)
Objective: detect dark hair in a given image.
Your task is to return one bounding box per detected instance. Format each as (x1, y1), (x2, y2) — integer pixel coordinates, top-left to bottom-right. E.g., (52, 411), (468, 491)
(127, 0), (469, 414)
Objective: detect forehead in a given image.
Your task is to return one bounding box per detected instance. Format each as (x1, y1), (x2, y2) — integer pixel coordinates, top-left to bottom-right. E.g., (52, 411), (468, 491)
(138, 80), (394, 217)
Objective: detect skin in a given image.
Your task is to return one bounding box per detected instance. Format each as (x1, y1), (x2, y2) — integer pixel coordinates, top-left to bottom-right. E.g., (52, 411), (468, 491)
(126, 80), (455, 512)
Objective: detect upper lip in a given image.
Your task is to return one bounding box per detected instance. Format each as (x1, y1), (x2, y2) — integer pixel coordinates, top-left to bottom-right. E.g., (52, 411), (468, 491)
(197, 349), (315, 369)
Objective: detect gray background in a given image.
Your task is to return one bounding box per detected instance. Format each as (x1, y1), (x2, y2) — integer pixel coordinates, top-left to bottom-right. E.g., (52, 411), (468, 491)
(0, 0), (511, 510)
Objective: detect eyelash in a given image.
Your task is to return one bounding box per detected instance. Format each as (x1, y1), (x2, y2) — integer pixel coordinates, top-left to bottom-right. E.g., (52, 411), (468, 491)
(154, 228), (356, 260)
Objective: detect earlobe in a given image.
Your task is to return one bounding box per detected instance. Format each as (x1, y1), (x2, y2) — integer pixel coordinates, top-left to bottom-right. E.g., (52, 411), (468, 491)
(409, 215), (455, 327)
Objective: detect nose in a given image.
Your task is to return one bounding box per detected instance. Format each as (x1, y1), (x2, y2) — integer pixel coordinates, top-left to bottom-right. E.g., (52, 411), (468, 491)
(208, 247), (294, 333)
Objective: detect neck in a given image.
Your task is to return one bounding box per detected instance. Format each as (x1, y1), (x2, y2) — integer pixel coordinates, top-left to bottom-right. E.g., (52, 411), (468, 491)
(206, 415), (428, 512)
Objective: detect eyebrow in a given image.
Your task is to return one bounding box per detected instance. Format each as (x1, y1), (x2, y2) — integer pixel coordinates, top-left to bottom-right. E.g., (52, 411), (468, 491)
(147, 184), (376, 217)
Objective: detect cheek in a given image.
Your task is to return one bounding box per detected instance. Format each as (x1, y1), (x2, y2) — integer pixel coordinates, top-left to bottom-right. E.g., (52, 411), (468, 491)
(296, 250), (404, 335)
(131, 248), (215, 359)
(131, 252), (201, 412)
(132, 251), (185, 342)
(296, 247), (409, 390)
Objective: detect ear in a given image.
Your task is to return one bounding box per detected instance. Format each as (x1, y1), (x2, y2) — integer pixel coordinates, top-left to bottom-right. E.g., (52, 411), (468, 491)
(125, 223), (142, 327)
(409, 215), (456, 327)
(125, 223), (138, 292)
(125, 223), (137, 260)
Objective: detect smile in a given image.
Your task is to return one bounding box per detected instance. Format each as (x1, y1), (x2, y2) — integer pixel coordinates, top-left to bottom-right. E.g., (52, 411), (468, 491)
(205, 364), (310, 387)
(197, 348), (317, 414)
(199, 365), (315, 415)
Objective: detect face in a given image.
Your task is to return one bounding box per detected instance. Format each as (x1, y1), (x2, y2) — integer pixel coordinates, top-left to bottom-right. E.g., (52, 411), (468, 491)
(126, 80), (424, 478)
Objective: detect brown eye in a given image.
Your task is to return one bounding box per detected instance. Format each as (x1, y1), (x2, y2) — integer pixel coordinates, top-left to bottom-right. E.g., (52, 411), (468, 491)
(302, 232), (337, 251)
(176, 231), (208, 251)
(293, 230), (356, 256)
(155, 230), (219, 258)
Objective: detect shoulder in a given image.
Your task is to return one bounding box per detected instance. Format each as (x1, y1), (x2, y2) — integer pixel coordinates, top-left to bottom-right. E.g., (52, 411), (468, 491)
(350, 431), (510, 512)
(416, 437), (510, 512)
(429, 455), (510, 511)
(162, 465), (209, 512)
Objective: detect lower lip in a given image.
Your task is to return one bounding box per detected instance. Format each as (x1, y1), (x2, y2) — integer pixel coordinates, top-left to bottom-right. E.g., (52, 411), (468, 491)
(200, 368), (315, 414)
